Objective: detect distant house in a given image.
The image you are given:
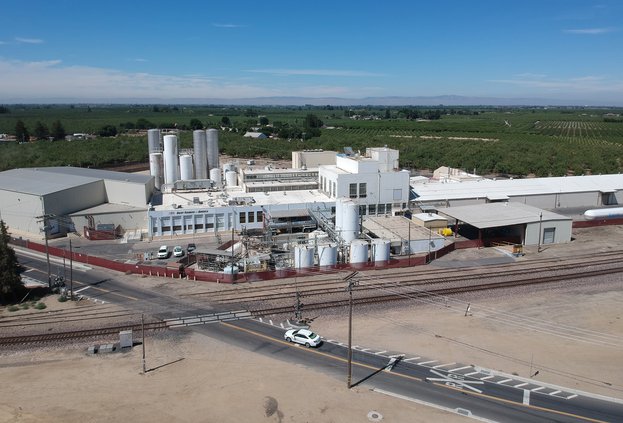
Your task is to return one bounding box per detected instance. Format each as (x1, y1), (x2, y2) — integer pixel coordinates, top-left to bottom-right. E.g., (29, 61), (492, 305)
(243, 131), (268, 139)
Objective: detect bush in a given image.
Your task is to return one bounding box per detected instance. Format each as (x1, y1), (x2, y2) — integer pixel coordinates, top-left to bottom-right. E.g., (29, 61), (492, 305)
(7, 305), (19, 312)
(34, 302), (47, 310)
(20, 303), (30, 310)
(58, 295), (68, 302)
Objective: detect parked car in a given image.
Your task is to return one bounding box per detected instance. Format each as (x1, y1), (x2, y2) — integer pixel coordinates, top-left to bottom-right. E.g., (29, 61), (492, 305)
(173, 246), (184, 257)
(187, 243), (196, 253)
(284, 329), (322, 348)
(157, 245), (169, 259)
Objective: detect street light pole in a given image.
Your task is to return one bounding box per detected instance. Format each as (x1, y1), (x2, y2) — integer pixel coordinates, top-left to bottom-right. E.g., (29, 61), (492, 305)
(537, 212), (543, 252)
(69, 239), (74, 300)
(345, 271), (359, 389)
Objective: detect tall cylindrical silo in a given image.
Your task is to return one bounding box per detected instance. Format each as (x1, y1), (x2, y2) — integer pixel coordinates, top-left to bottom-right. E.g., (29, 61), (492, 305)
(179, 154), (194, 181)
(210, 167), (222, 187)
(193, 130), (208, 179)
(335, 197), (344, 230)
(225, 170), (237, 187)
(294, 245), (315, 269)
(206, 128), (219, 171)
(341, 199), (359, 243)
(147, 129), (161, 154)
(149, 152), (163, 190)
(371, 239), (391, 262)
(317, 244), (337, 267)
(349, 240), (369, 264)
(163, 134), (179, 185)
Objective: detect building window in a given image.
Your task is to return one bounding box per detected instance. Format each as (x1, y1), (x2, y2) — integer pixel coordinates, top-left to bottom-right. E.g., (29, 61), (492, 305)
(543, 227), (556, 244)
(378, 204), (385, 214)
(393, 188), (402, 201)
(359, 205), (366, 216)
(248, 211), (255, 223)
(257, 210), (263, 222)
(332, 181), (336, 197)
(368, 204), (376, 215)
(349, 183), (357, 198)
(386, 204), (392, 214)
(359, 183), (367, 198)
(239, 213), (246, 224)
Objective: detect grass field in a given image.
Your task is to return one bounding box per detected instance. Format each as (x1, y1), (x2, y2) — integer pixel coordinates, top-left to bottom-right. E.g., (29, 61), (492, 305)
(0, 105), (622, 177)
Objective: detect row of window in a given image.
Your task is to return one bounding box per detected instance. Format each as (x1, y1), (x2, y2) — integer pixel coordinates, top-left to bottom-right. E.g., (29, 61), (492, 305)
(244, 171), (318, 181)
(349, 183), (367, 199)
(320, 176), (337, 197)
(239, 210), (263, 224)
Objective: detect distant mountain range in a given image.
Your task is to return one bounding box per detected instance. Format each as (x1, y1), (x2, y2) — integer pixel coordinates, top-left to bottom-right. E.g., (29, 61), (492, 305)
(5, 95), (621, 107)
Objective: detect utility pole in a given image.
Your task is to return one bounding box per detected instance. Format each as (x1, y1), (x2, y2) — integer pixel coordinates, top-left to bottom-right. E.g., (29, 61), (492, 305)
(537, 212), (543, 253)
(69, 239), (74, 300)
(142, 313), (146, 374)
(345, 271), (359, 389)
(37, 214), (53, 289)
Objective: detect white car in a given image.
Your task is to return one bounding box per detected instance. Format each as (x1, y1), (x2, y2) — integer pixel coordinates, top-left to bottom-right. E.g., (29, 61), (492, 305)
(157, 245), (169, 259)
(284, 329), (322, 348)
(173, 246), (184, 257)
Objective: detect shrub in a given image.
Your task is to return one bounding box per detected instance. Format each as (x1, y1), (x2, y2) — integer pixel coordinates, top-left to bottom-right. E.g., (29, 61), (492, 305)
(7, 305), (19, 312)
(34, 302), (47, 310)
(58, 295), (68, 302)
(20, 303), (30, 310)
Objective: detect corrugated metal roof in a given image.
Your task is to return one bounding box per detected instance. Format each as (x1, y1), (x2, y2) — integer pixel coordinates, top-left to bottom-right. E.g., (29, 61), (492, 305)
(438, 203), (571, 229)
(0, 168), (100, 195)
(412, 174), (623, 202)
(0, 167), (152, 196)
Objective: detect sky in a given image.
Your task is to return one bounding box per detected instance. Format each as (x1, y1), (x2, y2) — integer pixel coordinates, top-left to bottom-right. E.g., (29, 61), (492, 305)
(1, 0), (622, 105)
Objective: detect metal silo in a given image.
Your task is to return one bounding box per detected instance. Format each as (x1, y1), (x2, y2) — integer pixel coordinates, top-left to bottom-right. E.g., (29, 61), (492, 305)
(147, 129), (161, 154)
(149, 152), (163, 189)
(210, 168), (222, 187)
(371, 239), (390, 262)
(163, 134), (179, 185)
(340, 199), (359, 243)
(225, 170), (238, 187)
(193, 130), (208, 179)
(294, 245), (315, 269)
(206, 128), (219, 171)
(179, 154), (194, 181)
(317, 244), (337, 267)
(349, 240), (369, 264)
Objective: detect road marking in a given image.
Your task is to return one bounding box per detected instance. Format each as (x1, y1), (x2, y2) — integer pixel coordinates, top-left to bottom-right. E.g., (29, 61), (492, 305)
(515, 382), (529, 388)
(523, 389), (530, 405)
(426, 369), (484, 393)
(433, 362), (456, 369)
(566, 394), (578, 399)
(480, 376), (494, 380)
(550, 390), (561, 396)
(75, 286), (91, 293)
(418, 360), (438, 366)
(531, 386), (545, 392)
(403, 356), (421, 362)
(464, 371), (481, 376)
(375, 350), (387, 355)
(497, 378), (513, 384)
(449, 366), (471, 372)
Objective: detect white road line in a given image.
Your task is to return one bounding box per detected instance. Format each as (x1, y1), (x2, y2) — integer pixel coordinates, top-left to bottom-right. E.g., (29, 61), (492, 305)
(523, 389), (530, 405)
(418, 360), (438, 365)
(464, 371), (481, 376)
(497, 378), (513, 384)
(515, 382), (529, 388)
(403, 357), (421, 362)
(74, 286), (91, 293)
(375, 350), (387, 355)
(449, 366), (471, 372)
(433, 362), (456, 369)
(566, 394), (578, 399)
(480, 376), (495, 380)
(550, 390), (561, 396)
(531, 387), (545, 392)
(24, 269), (34, 273)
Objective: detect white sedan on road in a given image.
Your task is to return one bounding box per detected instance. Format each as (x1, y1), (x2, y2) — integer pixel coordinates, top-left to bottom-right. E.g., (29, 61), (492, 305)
(284, 329), (322, 347)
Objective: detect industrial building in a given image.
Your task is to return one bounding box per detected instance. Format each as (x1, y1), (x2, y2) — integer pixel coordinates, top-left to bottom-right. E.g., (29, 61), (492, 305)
(2, 127), (622, 276)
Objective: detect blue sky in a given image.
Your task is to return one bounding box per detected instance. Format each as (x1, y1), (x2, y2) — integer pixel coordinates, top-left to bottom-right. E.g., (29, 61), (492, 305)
(1, 0), (622, 104)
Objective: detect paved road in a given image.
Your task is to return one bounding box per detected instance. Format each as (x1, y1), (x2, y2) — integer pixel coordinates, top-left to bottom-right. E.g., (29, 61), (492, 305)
(16, 248), (623, 422)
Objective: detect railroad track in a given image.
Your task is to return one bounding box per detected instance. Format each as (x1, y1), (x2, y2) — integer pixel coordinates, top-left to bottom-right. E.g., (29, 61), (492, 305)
(0, 321), (168, 346)
(249, 265), (623, 317)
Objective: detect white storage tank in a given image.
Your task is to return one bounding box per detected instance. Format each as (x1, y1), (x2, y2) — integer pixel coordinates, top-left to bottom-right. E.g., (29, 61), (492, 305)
(223, 162), (236, 173)
(349, 240), (369, 264)
(223, 265), (239, 275)
(225, 170), (238, 187)
(206, 128), (219, 171)
(335, 197), (343, 230)
(317, 244), (337, 267)
(294, 245), (315, 269)
(163, 134), (179, 184)
(149, 152), (163, 190)
(179, 154), (194, 181)
(147, 129), (161, 154)
(341, 199), (359, 243)
(210, 167), (222, 187)
(371, 239), (391, 262)
(193, 130), (208, 179)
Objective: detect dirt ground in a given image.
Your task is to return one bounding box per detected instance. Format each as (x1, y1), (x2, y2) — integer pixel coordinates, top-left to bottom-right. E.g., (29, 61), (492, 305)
(1, 226), (622, 422)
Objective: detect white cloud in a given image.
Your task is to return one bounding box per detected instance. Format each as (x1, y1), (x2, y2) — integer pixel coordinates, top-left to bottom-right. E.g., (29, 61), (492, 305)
(0, 59), (368, 100)
(15, 37), (44, 44)
(247, 68), (386, 77)
(212, 23), (245, 28)
(563, 27), (616, 34)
